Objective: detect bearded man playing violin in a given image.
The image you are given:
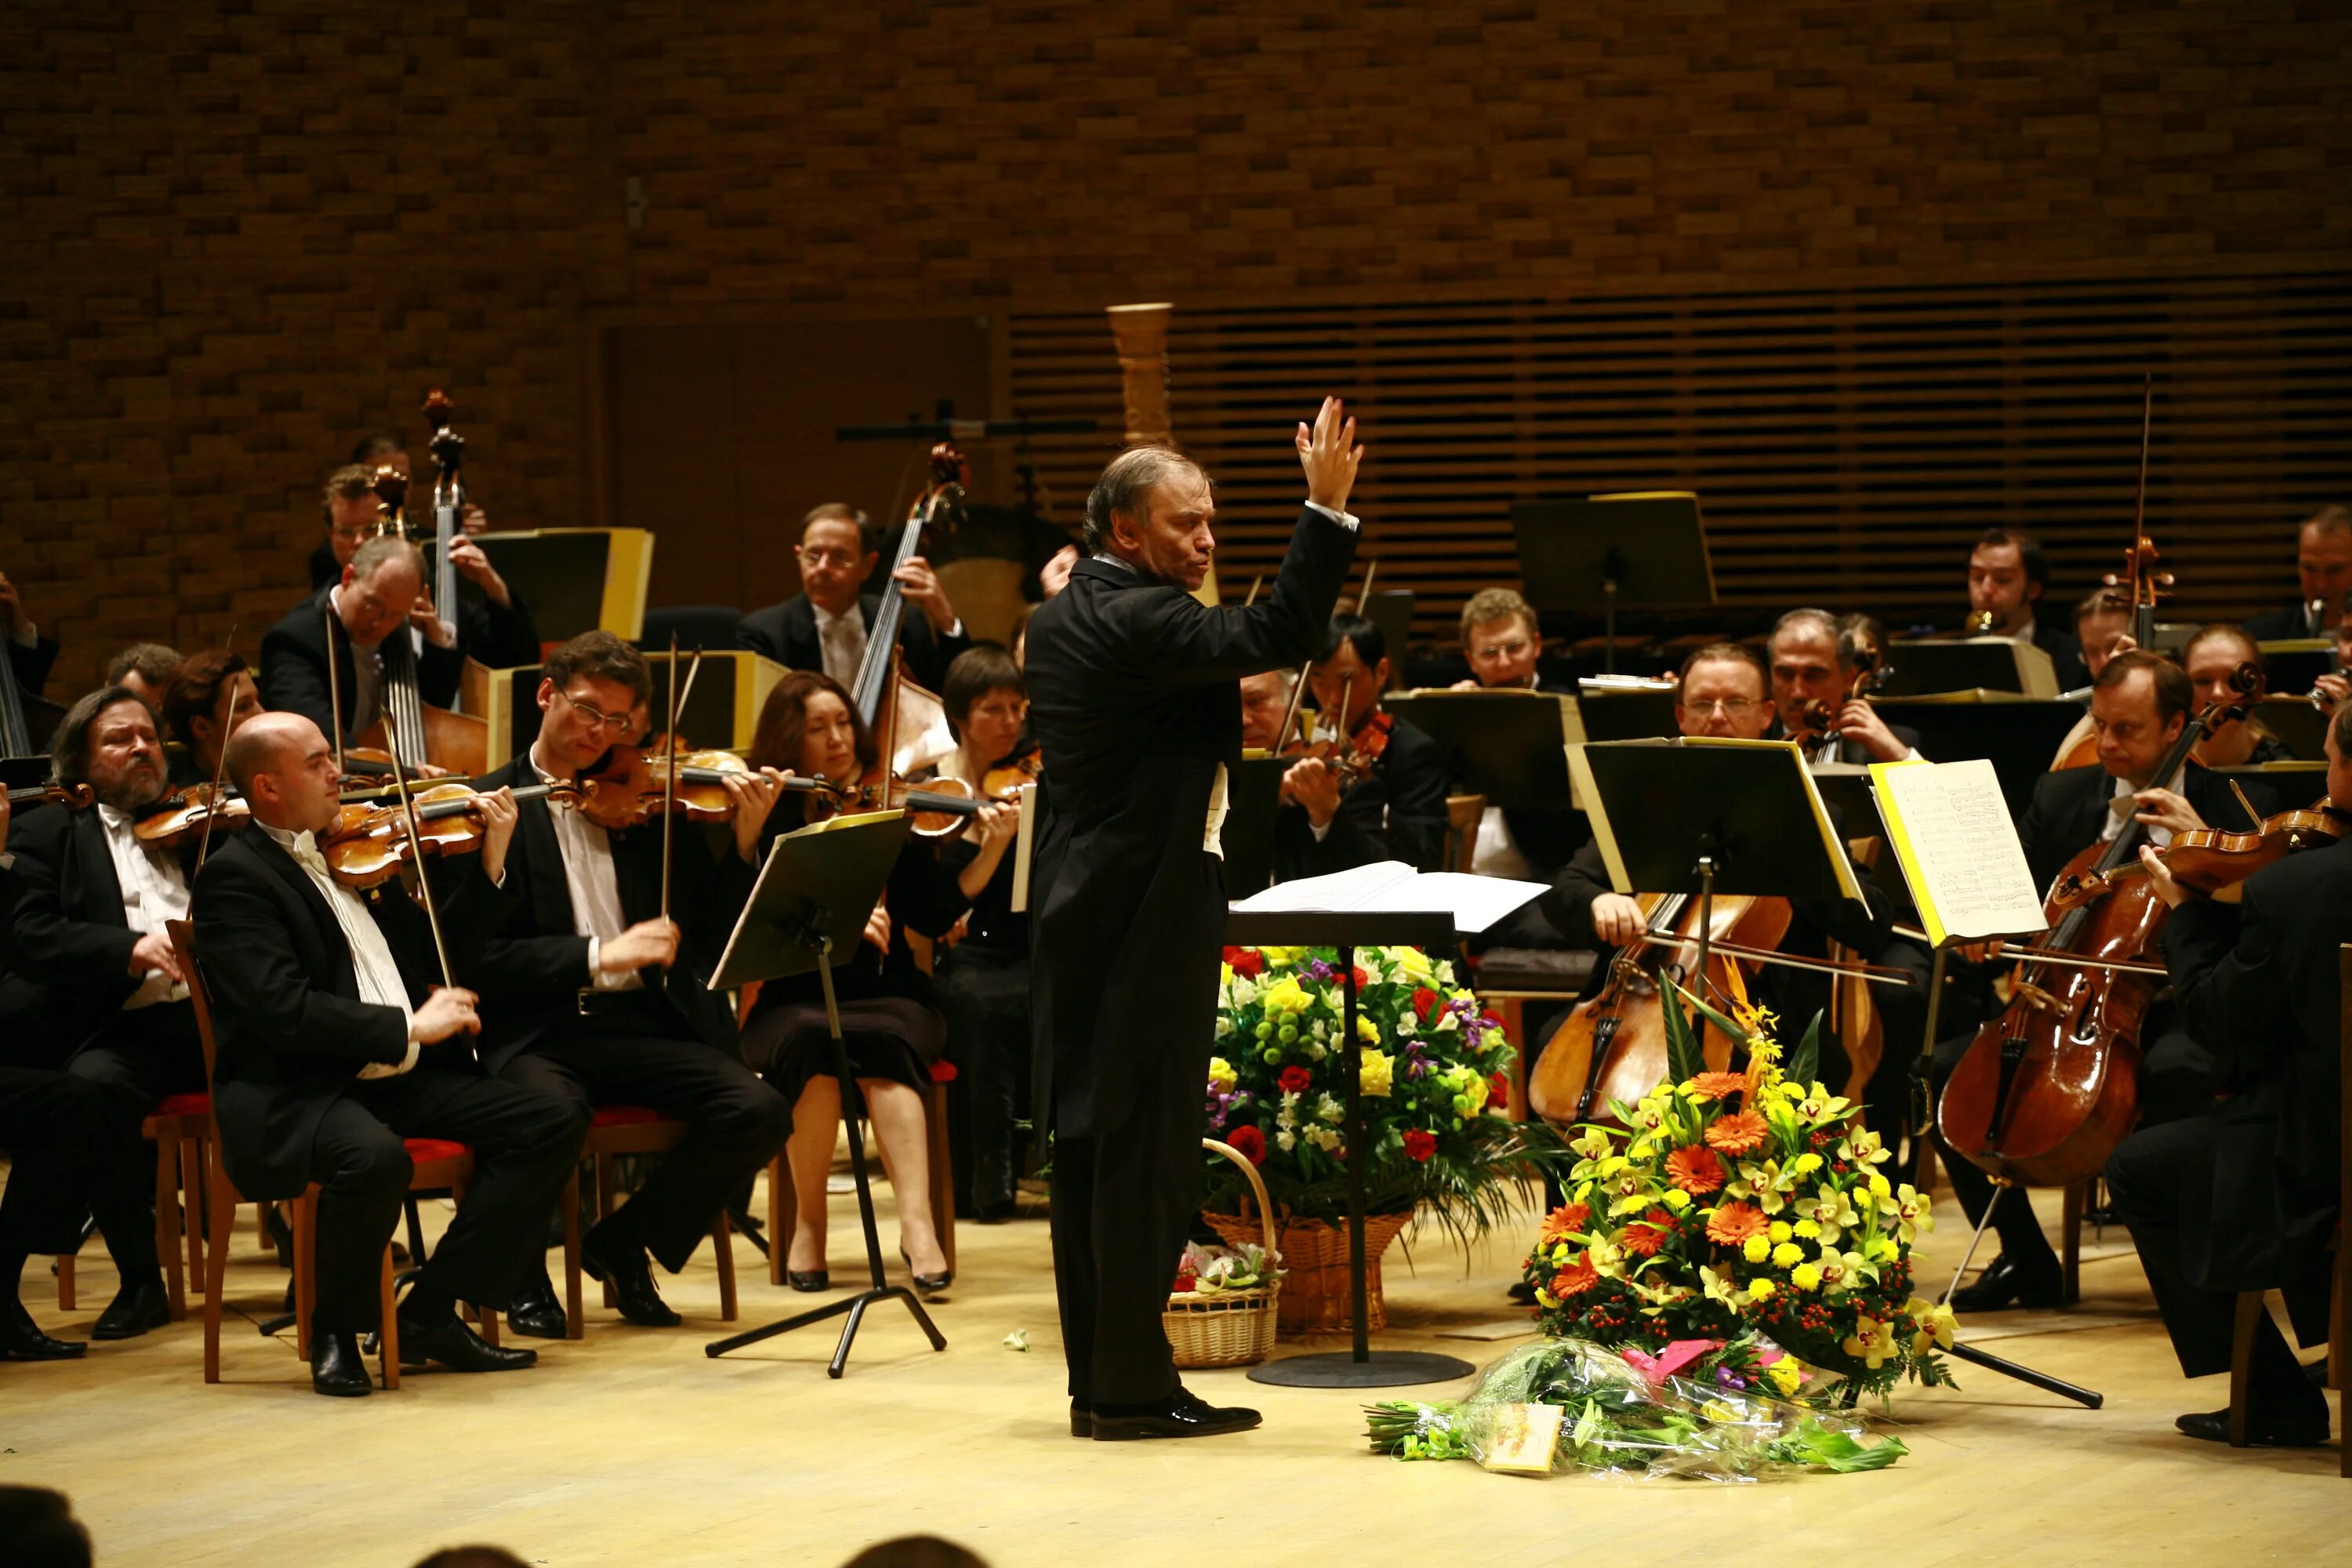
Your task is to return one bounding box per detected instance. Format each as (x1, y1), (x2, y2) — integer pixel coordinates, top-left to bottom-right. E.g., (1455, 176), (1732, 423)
(463, 630), (793, 1336)
(1270, 612), (1450, 881)
(1933, 650), (2252, 1312)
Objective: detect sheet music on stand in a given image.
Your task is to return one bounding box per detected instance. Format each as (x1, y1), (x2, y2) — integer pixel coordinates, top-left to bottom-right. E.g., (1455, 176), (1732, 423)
(1866, 759), (2048, 949)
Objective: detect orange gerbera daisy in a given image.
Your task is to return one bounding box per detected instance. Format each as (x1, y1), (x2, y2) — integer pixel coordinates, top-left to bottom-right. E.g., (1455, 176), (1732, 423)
(1664, 1145), (1728, 1195)
(1704, 1200), (1767, 1246)
(1690, 1071), (1748, 1102)
(1550, 1258), (1599, 1298)
(1704, 1109), (1770, 1156)
(1538, 1202), (1592, 1245)
(1621, 1208), (1676, 1257)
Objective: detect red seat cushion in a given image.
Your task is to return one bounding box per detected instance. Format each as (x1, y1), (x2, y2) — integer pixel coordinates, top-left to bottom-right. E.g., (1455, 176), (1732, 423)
(590, 1105), (666, 1128)
(403, 1138), (470, 1164)
(153, 1091), (212, 1119)
(929, 1061), (958, 1084)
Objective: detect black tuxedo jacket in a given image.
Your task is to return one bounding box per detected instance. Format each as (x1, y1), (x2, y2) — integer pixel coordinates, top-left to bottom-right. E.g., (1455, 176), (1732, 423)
(736, 592), (969, 695)
(8, 804), (200, 1050)
(2014, 762), (2252, 895)
(1270, 714), (1450, 880)
(259, 585), (468, 745)
(2241, 601), (2321, 643)
(463, 754), (754, 1070)
(2157, 837), (2349, 1313)
(1026, 510), (1358, 1138)
(6, 633), (59, 699)
(190, 830), (503, 1200)
(307, 542), (543, 670)
(2028, 619), (2089, 693)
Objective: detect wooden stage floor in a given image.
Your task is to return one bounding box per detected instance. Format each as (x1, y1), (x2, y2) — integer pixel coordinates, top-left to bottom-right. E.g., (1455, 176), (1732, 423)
(1, 1174), (2341, 1566)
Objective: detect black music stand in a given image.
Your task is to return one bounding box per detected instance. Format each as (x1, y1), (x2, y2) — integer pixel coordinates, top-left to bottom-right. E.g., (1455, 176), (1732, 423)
(1576, 684), (1680, 742)
(1227, 902), (1480, 1390)
(703, 811), (947, 1377)
(1877, 640), (2055, 699)
(1510, 494), (1715, 675)
(1867, 698), (2083, 818)
(1381, 689), (1577, 811)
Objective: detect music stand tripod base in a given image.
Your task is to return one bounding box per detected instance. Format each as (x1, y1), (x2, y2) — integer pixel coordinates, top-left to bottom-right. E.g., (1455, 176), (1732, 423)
(1249, 1349), (1475, 1388)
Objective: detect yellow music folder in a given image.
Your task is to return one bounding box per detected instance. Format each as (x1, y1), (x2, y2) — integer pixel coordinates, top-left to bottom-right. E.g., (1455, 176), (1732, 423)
(1868, 758), (2049, 948)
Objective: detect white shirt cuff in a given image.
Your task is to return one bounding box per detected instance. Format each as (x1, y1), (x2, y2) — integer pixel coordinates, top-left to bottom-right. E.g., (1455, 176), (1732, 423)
(1310, 818), (1334, 842)
(944, 617), (964, 640)
(1304, 501), (1360, 532)
(393, 1038), (420, 1074)
(586, 936), (601, 980)
(9, 623), (34, 648)
(0, 851), (13, 870)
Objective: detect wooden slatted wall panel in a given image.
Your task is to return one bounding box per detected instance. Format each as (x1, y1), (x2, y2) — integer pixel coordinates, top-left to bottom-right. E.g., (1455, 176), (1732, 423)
(1007, 274), (2352, 645)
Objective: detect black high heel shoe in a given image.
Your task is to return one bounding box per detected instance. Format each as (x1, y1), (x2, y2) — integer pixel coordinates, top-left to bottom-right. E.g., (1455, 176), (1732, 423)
(786, 1268), (829, 1293)
(899, 1247), (953, 1294)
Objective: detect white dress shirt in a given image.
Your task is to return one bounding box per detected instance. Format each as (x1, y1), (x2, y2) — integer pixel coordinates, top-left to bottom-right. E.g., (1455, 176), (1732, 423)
(813, 601), (868, 689)
(1471, 807), (1534, 880)
(256, 822), (419, 1077)
(529, 742), (638, 989)
(327, 584), (387, 734)
(2103, 764), (2189, 849)
(95, 804), (192, 1007)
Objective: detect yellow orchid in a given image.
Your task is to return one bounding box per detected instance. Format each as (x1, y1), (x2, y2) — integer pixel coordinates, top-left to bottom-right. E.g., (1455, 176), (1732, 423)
(1699, 1266), (1738, 1307)
(1569, 1126), (1615, 1161)
(1837, 1127), (1893, 1168)
(1906, 1297), (1958, 1354)
(1791, 1083), (1851, 1123)
(1586, 1238), (1625, 1279)
(1813, 1246), (1877, 1294)
(1842, 1316), (1897, 1370)
(1798, 1187), (1859, 1243)
(1887, 1184), (1933, 1244)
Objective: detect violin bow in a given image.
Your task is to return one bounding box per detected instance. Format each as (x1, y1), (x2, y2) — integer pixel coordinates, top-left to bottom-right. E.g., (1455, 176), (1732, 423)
(323, 601), (347, 782)
(377, 724), (456, 993)
(658, 635), (688, 925)
(194, 622), (240, 873)
(1243, 574), (1263, 608)
(1272, 659), (1313, 753)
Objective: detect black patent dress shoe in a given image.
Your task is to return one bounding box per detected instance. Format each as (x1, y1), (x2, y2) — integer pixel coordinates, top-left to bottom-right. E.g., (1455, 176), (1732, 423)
(1091, 1385), (1262, 1441)
(581, 1231), (681, 1327)
(2175, 1405), (2330, 1448)
(1069, 1400), (1092, 1438)
(1, 1299), (87, 1360)
(786, 1269), (830, 1293)
(900, 1247), (952, 1294)
(1949, 1254), (2063, 1313)
(394, 1310), (538, 1373)
(310, 1330), (374, 1396)
(92, 1279), (172, 1340)
(506, 1274), (568, 1340)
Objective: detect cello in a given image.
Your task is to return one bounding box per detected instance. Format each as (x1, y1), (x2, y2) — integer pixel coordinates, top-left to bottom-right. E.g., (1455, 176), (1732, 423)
(347, 464), (489, 778)
(1937, 662), (2259, 1188)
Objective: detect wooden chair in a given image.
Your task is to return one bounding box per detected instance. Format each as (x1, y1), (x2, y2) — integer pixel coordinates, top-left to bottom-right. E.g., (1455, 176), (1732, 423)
(2227, 1254), (2342, 1461)
(168, 921), (490, 1389)
(559, 1105), (739, 1337)
(1440, 793), (1485, 875)
(54, 1084), (212, 1321)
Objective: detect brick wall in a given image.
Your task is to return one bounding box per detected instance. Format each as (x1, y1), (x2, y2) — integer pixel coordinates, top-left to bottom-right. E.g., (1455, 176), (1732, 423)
(7, 0), (2348, 694)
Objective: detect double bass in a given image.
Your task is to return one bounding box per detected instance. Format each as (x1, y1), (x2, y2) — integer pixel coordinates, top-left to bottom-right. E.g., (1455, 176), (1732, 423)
(1937, 662), (2259, 1188)
(345, 463), (489, 778)
(850, 441), (966, 776)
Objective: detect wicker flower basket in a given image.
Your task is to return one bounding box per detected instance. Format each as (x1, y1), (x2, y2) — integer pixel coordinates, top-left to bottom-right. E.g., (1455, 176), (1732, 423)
(1167, 1139), (1283, 1370)
(1204, 1208), (1412, 1335)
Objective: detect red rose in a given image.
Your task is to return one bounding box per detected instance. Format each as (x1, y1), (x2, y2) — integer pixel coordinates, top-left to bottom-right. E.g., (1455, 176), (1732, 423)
(1402, 1129), (1438, 1162)
(1171, 1273), (1196, 1293)
(1352, 966), (1370, 991)
(1226, 1124), (1267, 1166)
(1412, 985), (1439, 1022)
(1278, 1065), (1312, 1094)
(1225, 947), (1265, 978)
(1486, 1071), (1512, 1108)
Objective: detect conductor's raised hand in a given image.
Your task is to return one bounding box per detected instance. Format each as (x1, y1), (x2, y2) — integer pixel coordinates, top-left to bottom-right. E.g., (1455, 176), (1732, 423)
(1297, 396), (1363, 517)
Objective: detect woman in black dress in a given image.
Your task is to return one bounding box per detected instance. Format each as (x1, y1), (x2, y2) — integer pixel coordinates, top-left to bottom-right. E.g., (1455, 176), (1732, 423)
(740, 671), (1013, 1292)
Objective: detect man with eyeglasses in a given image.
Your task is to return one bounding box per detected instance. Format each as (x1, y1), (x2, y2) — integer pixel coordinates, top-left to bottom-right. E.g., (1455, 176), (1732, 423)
(739, 503), (971, 695)
(304, 463), (538, 673)
(1444, 587), (1587, 917)
(463, 630), (794, 1336)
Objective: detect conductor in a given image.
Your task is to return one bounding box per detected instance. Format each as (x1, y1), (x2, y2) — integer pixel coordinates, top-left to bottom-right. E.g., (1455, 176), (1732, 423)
(1027, 399), (1363, 1440)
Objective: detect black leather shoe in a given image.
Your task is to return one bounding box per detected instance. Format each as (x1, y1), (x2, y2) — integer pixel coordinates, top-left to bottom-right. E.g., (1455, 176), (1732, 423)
(581, 1231), (681, 1327)
(2175, 1406), (2330, 1447)
(1069, 1400), (1092, 1438)
(1, 1300), (86, 1360)
(310, 1330), (373, 1396)
(1950, 1254), (2063, 1312)
(91, 1279), (172, 1340)
(506, 1274), (568, 1340)
(394, 1311), (538, 1373)
(900, 1247), (953, 1294)
(786, 1269), (829, 1293)
(1091, 1385), (1262, 1441)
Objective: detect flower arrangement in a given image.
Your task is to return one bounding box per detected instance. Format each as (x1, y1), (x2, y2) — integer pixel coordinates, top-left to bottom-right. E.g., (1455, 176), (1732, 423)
(1523, 985), (1957, 1403)
(1171, 1240), (1278, 1297)
(1205, 945), (1559, 1236)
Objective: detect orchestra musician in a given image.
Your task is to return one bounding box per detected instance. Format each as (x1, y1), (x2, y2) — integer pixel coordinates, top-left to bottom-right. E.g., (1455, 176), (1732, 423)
(2241, 504), (2352, 641)
(737, 503), (971, 695)
(1933, 650), (2245, 1312)
(2049, 590), (2147, 764)
(307, 464), (539, 672)
(6, 688), (208, 1338)
(0, 568), (59, 702)
(307, 436), (492, 592)
(2107, 703), (2347, 1447)
(259, 537), (459, 752)
(1025, 401), (1361, 1440)
(1447, 587), (1588, 922)
(192, 712), (583, 1396)
(1270, 613), (1449, 881)
(158, 650), (263, 786)
(0, 787), (165, 1363)
(2309, 590), (2352, 716)
(1965, 527), (2090, 690)
(102, 645), (183, 714)
(1237, 668), (1293, 753)
(466, 632), (793, 1336)
(2180, 624), (2293, 767)
(1767, 608), (1921, 764)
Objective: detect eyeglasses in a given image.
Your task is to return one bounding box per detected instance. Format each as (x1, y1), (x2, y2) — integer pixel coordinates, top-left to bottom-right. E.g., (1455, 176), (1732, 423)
(1470, 637), (1531, 662)
(797, 547), (860, 570)
(1682, 698), (1765, 718)
(557, 688), (632, 735)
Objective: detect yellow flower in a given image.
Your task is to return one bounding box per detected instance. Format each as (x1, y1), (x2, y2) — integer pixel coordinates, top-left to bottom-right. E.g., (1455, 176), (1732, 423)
(1570, 1127), (1615, 1160)
(1799, 1187), (1859, 1244)
(1792, 1218), (1820, 1240)
(1586, 1239), (1624, 1279)
(1661, 1189), (1693, 1213)
(1888, 1184), (1933, 1244)
(1747, 1277), (1776, 1301)
(1792, 1152), (1824, 1175)
(1743, 1235), (1771, 1264)
(1771, 1242), (1803, 1269)
(1358, 1049), (1392, 1098)
(1866, 1235), (1899, 1262)
(1597, 1155), (1629, 1178)
(1842, 1316), (1897, 1369)
(1814, 1247), (1875, 1294)
(1259, 946), (1304, 967)
(1766, 1358), (1803, 1396)
(1207, 1057), (1239, 1092)
(1356, 1013), (1380, 1044)
(1700, 1266), (1738, 1306)
(1392, 946), (1436, 985)
(1766, 1221), (1793, 1244)
(1907, 1297), (1958, 1352)
(1838, 1127), (1893, 1168)
(1261, 977), (1309, 1015)
(1790, 1263), (1822, 1292)
(1867, 1171), (1893, 1199)
(1220, 961), (1234, 986)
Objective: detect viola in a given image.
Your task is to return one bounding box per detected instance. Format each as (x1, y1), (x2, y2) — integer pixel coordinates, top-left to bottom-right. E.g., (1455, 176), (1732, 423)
(1283, 705), (1392, 787)
(1795, 634), (1893, 746)
(2046, 797), (2350, 913)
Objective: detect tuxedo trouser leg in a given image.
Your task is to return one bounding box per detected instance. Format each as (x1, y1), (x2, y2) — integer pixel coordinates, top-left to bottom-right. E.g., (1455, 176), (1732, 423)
(1079, 1083), (1200, 1409)
(306, 1099), (415, 1334)
(1929, 1031), (2061, 1275)
(63, 1004), (204, 1283)
(1049, 1135), (1101, 1403)
(359, 1069), (589, 1311)
(0, 1068), (119, 1263)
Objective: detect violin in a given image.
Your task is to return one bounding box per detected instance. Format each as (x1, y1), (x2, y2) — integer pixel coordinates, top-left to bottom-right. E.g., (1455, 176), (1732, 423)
(2046, 797), (2350, 913)
(1937, 661), (2257, 1188)
(320, 780), (566, 889)
(572, 741), (757, 831)
(4, 780), (94, 811)
(133, 784), (250, 848)
(1280, 673), (1391, 788)
(807, 764), (988, 839)
(978, 745), (1042, 804)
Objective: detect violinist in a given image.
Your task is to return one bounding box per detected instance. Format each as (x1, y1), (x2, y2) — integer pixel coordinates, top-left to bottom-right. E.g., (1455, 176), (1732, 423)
(1933, 650), (2242, 1311)
(191, 712), (583, 1396)
(158, 649), (262, 786)
(740, 671), (1007, 1289)
(1271, 612), (1449, 880)
(0, 567), (59, 703)
(102, 644), (183, 714)
(1768, 608), (1920, 765)
(1238, 668), (1294, 752)
(1964, 527), (2090, 690)
(4, 687), (202, 1340)
(466, 630), (792, 1336)
(307, 463), (537, 670)
(2181, 625), (2293, 768)
(260, 536), (460, 753)
(2103, 702), (2350, 1448)
(930, 648), (1037, 1222)
(2241, 504), (2352, 641)
(738, 503), (971, 695)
